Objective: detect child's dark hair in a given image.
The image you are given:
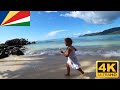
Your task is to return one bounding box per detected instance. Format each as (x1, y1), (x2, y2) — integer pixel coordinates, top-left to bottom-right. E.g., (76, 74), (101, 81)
(65, 38), (73, 45)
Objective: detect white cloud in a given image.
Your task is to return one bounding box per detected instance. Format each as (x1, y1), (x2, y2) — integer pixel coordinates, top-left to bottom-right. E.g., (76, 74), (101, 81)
(73, 33), (82, 37)
(73, 31), (92, 37)
(86, 30), (91, 34)
(60, 11), (120, 24)
(45, 11), (58, 13)
(47, 30), (68, 37)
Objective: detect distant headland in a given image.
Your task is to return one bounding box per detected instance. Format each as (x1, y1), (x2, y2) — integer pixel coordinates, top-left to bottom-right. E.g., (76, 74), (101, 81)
(80, 27), (120, 36)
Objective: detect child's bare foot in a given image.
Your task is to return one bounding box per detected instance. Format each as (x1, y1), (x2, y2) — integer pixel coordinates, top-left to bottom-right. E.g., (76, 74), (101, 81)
(82, 71), (84, 74)
(65, 74), (70, 76)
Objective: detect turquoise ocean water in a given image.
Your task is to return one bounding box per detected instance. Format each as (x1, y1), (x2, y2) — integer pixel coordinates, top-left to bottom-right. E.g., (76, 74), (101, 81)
(24, 34), (120, 58)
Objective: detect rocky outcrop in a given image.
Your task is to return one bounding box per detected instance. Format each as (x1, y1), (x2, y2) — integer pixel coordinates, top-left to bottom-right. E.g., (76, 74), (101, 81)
(0, 48), (9, 59)
(0, 38), (36, 59)
(10, 47), (24, 56)
(5, 38), (29, 46)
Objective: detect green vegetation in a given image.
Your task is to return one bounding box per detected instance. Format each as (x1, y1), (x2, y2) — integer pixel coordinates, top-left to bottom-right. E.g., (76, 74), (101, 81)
(82, 27), (120, 36)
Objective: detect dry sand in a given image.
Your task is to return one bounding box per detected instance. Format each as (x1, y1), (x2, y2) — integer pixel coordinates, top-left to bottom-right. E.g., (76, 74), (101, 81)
(0, 55), (119, 79)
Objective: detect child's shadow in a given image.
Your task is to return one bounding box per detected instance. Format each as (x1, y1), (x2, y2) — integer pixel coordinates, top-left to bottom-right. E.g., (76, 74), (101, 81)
(65, 72), (96, 79)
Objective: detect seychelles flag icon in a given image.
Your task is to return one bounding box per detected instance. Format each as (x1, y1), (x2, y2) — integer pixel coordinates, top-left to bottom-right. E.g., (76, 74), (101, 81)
(0, 11), (30, 26)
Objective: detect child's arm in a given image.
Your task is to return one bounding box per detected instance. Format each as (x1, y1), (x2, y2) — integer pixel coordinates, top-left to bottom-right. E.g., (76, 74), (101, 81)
(62, 48), (72, 57)
(74, 47), (77, 51)
(72, 46), (77, 51)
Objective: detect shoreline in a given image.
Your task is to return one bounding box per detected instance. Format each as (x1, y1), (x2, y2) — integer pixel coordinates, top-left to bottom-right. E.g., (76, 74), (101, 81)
(0, 54), (120, 79)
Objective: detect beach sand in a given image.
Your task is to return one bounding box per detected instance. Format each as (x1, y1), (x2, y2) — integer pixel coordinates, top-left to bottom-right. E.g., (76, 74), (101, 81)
(0, 55), (120, 79)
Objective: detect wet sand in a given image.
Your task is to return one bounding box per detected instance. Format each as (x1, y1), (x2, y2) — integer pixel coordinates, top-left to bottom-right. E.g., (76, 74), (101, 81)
(0, 55), (119, 79)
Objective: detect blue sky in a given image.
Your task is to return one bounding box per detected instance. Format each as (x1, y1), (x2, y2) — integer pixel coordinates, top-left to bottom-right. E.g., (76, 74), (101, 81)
(0, 11), (120, 43)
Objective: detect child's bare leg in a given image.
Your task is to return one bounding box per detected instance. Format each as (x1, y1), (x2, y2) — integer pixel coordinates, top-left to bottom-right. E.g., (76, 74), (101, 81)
(77, 68), (84, 74)
(65, 64), (70, 76)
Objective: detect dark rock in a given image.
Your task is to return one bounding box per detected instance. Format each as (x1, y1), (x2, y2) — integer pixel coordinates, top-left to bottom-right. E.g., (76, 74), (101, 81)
(0, 38), (35, 59)
(0, 48), (9, 59)
(16, 50), (24, 56)
(5, 38), (29, 46)
(11, 47), (24, 56)
(27, 42), (31, 44)
(32, 42), (36, 44)
(7, 46), (14, 49)
(0, 44), (8, 49)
